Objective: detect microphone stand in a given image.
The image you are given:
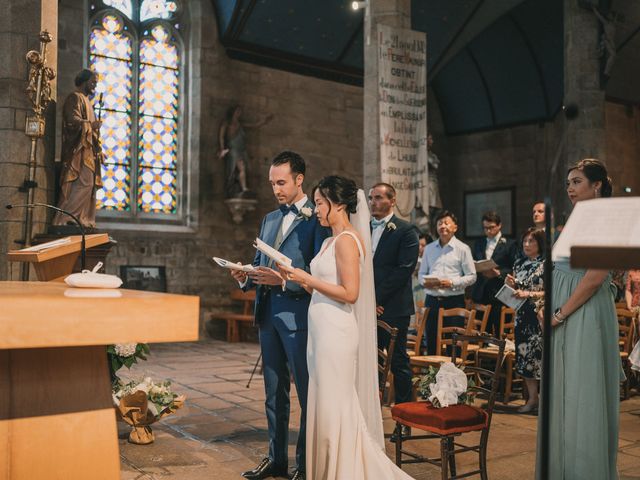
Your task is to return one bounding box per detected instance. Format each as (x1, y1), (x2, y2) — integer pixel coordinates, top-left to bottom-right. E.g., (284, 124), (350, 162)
(540, 200), (553, 479)
(538, 103), (578, 478)
(6, 203), (86, 272)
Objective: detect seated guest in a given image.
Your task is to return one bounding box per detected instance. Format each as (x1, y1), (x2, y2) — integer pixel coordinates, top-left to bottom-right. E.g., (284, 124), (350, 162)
(505, 228), (545, 413)
(418, 211), (476, 355)
(471, 211), (518, 335)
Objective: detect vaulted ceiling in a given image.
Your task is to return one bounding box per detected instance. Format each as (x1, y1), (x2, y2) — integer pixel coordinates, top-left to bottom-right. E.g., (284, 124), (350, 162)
(211, 0), (638, 134)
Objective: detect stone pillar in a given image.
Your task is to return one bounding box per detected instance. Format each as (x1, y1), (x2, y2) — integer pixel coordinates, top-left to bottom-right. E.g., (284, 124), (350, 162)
(561, 0), (606, 216)
(362, 0), (411, 190)
(0, 0), (58, 280)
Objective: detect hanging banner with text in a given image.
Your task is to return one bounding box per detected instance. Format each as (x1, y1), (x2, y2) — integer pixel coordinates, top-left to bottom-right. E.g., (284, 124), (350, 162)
(378, 24), (428, 218)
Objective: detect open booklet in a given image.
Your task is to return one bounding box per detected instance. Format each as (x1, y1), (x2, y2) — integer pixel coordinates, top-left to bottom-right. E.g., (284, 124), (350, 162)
(254, 238), (292, 267)
(495, 284), (527, 311)
(212, 257), (255, 272)
(474, 259), (498, 273)
(552, 197), (640, 262)
(19, 236), (72, 253)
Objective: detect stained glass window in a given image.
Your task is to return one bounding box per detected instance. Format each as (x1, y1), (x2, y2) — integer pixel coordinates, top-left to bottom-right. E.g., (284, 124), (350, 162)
(88, 1), (181, 217)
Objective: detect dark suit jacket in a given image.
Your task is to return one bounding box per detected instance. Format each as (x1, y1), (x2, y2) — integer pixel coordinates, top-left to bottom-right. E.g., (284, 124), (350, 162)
(247, 199), (329, 329)
(471, 235), (518, 304)
(372, 215), (419, 319)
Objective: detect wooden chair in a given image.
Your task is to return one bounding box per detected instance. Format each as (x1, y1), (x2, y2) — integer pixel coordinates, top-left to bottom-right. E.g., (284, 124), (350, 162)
(618, 307), (637, 399)
(407, 307), (429, 357)
(378, 319), (399, 406)
(410, 308), (476, 370)
(392, 334), (506, 480)
(476, 307), (518, 403)
(469, 303), (492, 335)
(209, 290), (256, 342)
(466, 304), (492, 357)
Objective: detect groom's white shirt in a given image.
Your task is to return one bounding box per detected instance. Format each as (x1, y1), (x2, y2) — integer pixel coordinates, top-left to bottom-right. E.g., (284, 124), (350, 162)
(281, 195), (309, 236)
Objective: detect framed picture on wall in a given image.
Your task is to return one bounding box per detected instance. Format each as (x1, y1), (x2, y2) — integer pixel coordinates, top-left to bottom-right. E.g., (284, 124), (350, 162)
(120, 266), (167, 292)
(463, 187), (515, 238)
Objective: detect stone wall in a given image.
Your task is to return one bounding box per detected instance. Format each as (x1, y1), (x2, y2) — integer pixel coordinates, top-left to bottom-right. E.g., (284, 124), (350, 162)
(53, 0), (363, 337)
(605, 102), (640, 197)
(0, 0), (58, 281)
(434, 100), (639, 243)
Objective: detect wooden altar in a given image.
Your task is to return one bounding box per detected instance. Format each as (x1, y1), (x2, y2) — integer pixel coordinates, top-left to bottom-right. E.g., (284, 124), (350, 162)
(0, 281), (199, 480)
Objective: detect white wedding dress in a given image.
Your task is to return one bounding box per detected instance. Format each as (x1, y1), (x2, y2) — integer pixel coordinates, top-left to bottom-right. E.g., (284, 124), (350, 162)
(306, 229), (414, 480)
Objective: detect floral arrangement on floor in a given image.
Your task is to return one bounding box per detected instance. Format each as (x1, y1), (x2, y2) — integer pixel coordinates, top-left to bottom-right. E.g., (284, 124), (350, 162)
(112, 377), (185, 444)
(413, 362), (475, 408)
(107, 343), (185, 444)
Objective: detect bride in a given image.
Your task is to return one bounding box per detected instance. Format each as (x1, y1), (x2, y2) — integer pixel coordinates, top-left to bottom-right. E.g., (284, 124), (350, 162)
(279, 176), (413, 480)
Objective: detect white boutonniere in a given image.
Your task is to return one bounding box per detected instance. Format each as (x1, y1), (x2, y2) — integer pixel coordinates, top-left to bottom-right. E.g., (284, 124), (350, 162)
(387, 222), (397, 231)
(298, 206), (313, 220)
(498, 237), (506, 244)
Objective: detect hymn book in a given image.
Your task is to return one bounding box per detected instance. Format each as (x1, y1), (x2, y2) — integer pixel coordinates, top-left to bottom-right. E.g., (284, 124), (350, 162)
(474, 259), (498, 273)
(253, 238), (293, 267)
(495, 284), (527, 311)
(213, 257), (255, 272)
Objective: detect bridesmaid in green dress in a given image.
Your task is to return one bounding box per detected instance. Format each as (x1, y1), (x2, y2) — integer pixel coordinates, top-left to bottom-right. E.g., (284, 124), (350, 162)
(536, 159), (622, 480)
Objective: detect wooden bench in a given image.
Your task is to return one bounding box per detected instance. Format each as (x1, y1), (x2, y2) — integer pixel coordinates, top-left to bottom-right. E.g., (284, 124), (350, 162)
(210, 290), (256, 342)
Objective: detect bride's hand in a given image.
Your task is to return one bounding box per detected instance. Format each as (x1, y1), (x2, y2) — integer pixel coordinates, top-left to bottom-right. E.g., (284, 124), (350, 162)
(278, 264), (312, 288)
(248, 266), (284, 286)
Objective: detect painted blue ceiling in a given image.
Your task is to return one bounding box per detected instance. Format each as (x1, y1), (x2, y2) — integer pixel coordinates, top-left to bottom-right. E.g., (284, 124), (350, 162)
(211, 0), (564, 134)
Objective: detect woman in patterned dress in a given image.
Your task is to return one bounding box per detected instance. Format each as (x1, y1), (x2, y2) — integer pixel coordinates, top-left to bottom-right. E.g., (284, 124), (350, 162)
(505, 227), (545, 413)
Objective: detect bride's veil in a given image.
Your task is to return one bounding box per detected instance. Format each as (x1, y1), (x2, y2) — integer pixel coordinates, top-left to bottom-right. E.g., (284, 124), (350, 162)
(351, 189), (385, 450)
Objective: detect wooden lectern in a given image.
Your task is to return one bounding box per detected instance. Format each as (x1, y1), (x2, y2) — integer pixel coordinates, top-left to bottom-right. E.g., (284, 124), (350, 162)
(0, 281), (199, 479)
(571, 246), (640, 270)
(7, 233), (110, 281)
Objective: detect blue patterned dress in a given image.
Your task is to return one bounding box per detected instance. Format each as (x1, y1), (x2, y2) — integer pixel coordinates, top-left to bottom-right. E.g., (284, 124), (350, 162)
(512, 255), (544, 379)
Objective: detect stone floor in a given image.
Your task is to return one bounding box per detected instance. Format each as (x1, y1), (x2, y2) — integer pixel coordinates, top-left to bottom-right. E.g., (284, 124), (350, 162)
(117, 339), (640, 480)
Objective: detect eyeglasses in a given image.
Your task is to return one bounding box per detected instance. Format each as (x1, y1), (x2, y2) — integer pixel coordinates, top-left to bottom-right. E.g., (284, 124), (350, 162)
(482, 224), (499, 231)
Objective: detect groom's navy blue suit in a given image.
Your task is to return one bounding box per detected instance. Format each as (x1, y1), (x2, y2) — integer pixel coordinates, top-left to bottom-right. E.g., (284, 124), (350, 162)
(372, 215), (419, 404)
(247, 198), (328, 472)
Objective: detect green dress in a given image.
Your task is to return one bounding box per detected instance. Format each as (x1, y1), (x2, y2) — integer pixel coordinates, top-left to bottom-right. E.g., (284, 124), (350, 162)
(536, 260), (623, 479)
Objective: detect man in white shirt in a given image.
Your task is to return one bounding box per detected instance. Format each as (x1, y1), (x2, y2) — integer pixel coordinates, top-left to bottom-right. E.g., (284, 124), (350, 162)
(418, 210), (476, 355)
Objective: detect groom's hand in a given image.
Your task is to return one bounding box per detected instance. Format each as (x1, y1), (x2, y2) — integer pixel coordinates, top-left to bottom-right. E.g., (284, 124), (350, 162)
(248, 266), (284, 285)
(230, 264), (248, 283)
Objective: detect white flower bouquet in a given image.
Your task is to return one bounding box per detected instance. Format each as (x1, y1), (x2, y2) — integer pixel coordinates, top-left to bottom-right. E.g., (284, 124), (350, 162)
(107, 343), (150, 382)
(113, 377), (185, 444)
(413, 362), (475, 408)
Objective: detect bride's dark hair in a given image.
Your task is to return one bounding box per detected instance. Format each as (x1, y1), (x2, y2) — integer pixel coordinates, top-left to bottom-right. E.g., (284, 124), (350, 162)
(313, 175), (358, 215)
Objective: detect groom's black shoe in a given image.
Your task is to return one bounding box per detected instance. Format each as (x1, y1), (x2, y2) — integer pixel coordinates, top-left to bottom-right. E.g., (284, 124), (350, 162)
(389, 425), (411, 443)
(242, 458), (288, 479)
(289, 469), (305, 480)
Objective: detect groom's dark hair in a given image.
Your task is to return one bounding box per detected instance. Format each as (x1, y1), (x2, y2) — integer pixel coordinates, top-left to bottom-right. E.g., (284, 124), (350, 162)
(272, 150), (306, 177)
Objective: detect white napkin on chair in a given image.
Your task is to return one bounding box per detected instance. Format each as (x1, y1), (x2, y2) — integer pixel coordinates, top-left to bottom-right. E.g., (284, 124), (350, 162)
(428, 362), (468, 408)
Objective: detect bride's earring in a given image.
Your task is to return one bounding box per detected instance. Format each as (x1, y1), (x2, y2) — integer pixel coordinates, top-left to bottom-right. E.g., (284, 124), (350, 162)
(595, 188), (600, 197)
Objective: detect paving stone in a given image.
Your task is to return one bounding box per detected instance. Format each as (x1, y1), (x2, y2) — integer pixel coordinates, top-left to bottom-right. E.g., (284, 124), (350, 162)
(214, 392), (259, 404)
(189, 396), (234, 411)
(181, 420), (254, 442)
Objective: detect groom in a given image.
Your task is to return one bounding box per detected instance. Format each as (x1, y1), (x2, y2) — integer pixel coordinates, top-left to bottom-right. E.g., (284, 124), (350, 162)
(231, 151), (328, 480)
